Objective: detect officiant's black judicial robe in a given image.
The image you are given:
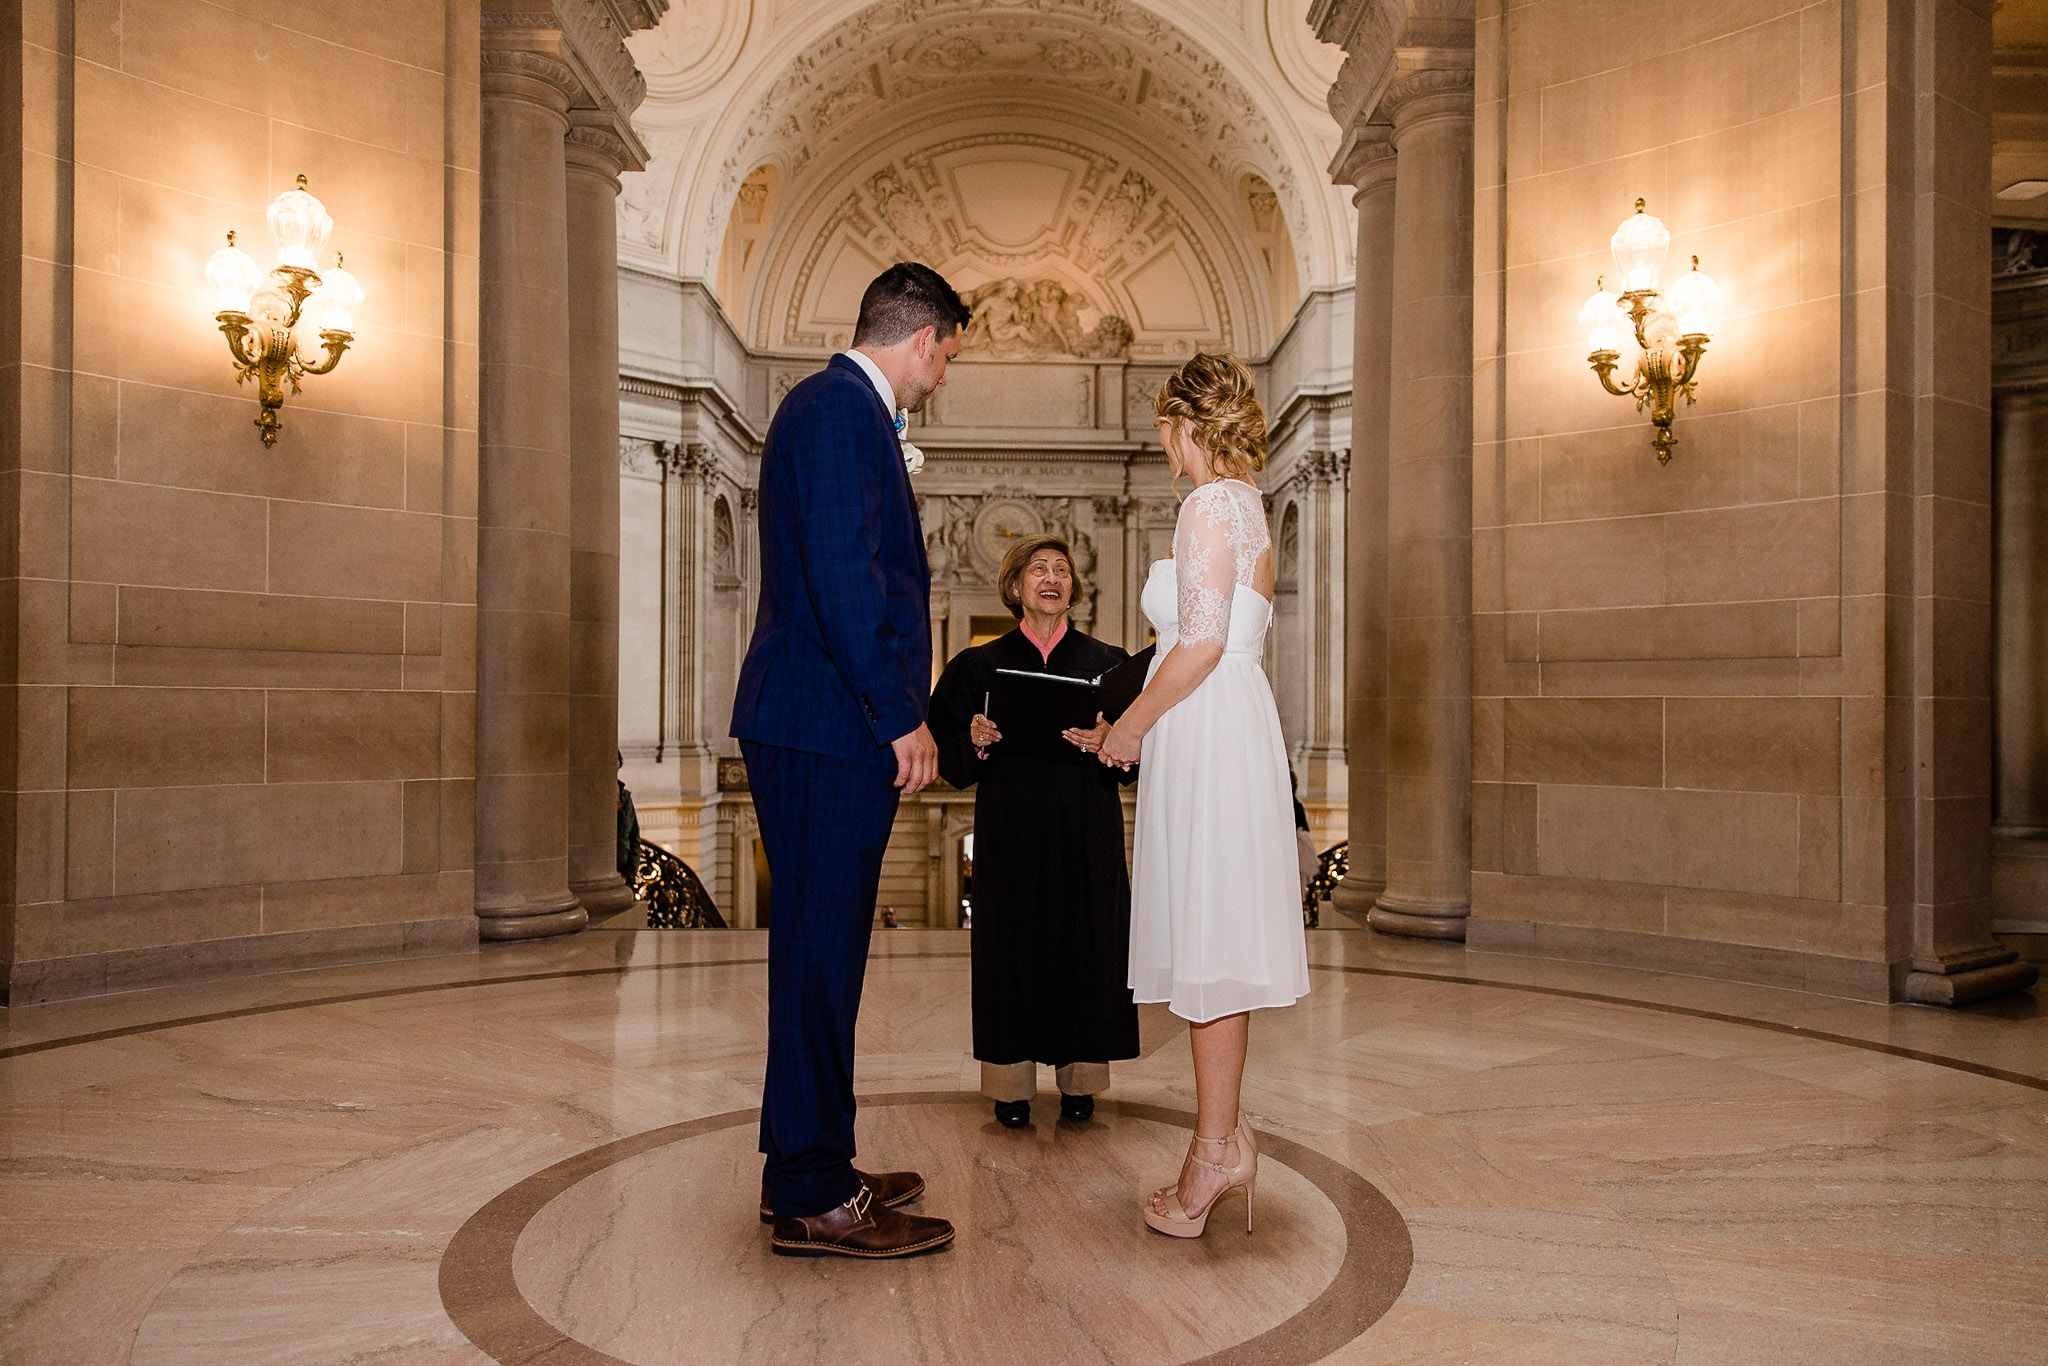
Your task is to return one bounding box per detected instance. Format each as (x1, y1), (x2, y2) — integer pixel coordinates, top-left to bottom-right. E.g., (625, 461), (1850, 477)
(930, 628), (1141, 1069)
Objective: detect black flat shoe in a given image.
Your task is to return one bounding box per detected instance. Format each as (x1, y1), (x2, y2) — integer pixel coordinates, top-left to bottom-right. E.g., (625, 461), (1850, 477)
(1060, 1092), (1094, 1122)
(993, 1100), (1031, 1128)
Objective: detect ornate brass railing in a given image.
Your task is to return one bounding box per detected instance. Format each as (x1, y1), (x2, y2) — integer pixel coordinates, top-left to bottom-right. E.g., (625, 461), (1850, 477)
(634, 838), (726, 929)
(1304, 840), (1347, 929)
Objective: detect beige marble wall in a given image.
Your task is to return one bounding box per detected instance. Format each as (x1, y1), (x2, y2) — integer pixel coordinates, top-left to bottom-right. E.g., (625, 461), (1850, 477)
(1465, 0), (2031, 1003)
(1, 1), (485, 1002)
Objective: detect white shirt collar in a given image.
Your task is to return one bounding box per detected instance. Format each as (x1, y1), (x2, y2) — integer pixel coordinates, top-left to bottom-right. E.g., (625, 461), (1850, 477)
(842, 348), (897, 417)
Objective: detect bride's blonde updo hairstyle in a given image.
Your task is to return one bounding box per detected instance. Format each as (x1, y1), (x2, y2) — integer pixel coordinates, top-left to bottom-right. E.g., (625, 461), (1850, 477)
(1154, 351), (1268, 483)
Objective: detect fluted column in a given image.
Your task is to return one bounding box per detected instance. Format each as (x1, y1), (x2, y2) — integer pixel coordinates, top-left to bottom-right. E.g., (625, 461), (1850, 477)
(1297, 451), (1350, 821)
(564, 115), (640, 915)
(474, 49), (584, 940)
(1371, 71), (1475, 940)
(1995, 390), (2048, 840)
(1332, 125), (1396, 914)
(666, 445), (717, 799)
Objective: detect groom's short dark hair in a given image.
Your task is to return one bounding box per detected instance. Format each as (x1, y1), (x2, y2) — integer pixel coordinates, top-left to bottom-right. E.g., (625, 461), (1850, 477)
(853, 263), (972, 347)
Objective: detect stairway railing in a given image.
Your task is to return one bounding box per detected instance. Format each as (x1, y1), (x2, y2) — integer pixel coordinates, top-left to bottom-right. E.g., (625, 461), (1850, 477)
(634, 838), (727, 928)
(1304, 840), (1347, 928)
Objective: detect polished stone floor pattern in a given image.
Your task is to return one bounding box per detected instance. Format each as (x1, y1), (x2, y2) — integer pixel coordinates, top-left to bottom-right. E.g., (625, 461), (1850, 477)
(2, 929), (2045, 1364)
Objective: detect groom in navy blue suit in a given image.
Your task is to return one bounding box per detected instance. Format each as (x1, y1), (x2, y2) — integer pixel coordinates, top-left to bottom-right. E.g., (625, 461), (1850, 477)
(732, 264), (971, 1258)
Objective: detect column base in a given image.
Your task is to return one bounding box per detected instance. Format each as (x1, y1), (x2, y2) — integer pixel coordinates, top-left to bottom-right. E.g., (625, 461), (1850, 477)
(1330, 873), (1384, 914)
(1368, 894), (1469, 942)
(476, 900), (588, 942)
(1903, 945), (2039, 1006)
(571, 872), (641, 916)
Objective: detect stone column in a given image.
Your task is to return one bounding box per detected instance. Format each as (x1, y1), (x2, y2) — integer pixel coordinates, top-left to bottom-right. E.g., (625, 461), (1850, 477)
(1331, 125), (1396, 915)
(473, 49), (584, 941)
(1370, 71), (1475, 941)
(564, 115), (640, 916)
(1296, 451), (1350, 829)
(1994, 389), (2048, 839)
(664, 445), (718, 801)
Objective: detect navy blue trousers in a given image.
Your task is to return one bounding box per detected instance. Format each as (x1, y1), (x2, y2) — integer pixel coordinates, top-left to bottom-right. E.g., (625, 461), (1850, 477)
(742, 739), (901, 1219)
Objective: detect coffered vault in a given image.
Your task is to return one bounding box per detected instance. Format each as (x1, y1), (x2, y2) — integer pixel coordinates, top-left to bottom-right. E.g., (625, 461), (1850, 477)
(621, 0), (1351, 356)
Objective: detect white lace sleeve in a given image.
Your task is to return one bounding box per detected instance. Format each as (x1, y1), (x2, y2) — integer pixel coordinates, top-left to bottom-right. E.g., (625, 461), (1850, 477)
(1173, 483), (1239, 648)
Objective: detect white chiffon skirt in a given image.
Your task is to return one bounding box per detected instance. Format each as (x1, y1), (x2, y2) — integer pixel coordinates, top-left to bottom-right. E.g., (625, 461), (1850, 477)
(1127, 650), (1311, 1023)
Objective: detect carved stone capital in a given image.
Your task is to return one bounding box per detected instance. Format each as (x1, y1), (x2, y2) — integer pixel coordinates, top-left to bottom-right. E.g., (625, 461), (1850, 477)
(1330, 122), (1396, 194)
(1309, 449), (1351, 485)
(664, 441), (716, 481)
(480, 47), (581, 110)
(482, 1), (660, 133)
(1382, 66), (1476, 133)
(1092, 495), (1135, 522)
(565, 112), (639, 181)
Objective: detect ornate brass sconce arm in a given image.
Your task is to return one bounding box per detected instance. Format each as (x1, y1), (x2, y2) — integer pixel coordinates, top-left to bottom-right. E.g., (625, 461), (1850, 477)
(299, 330), (353, 378)
(1589, 350), (1635, 399)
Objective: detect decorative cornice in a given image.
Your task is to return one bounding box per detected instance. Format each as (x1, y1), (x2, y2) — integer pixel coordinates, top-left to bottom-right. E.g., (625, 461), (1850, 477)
(555, 0), (649, 119)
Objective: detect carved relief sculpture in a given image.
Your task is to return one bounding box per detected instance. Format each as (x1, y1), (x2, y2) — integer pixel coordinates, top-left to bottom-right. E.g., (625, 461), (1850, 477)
(959, 277), (1133, 359)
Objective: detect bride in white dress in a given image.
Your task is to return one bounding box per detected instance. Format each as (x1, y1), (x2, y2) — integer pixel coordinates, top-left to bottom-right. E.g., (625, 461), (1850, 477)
(1096, 353), (1309, 1238)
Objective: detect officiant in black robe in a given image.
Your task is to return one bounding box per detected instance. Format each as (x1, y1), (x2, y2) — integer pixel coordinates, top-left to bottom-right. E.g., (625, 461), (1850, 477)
(930, 535), (1140, 1126)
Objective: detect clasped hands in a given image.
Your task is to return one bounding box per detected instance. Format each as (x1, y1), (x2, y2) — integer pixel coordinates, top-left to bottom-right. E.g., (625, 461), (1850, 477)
(968, 711), (1135, 769)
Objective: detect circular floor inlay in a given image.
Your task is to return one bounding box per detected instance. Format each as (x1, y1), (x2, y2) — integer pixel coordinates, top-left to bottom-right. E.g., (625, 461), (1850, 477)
(440, 1092), (1412, 1365)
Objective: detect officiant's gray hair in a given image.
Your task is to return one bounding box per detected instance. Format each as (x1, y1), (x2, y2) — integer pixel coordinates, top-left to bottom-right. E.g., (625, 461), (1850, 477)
(997, 535), (1081, 620)
(854, 263), (973, 346)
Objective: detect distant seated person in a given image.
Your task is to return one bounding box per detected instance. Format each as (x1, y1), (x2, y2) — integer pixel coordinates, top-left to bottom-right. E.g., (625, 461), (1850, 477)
(929, 536), (1141, 1126)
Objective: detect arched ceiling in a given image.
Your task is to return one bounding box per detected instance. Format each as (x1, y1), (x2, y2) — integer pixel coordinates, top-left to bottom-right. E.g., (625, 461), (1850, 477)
(622, 0), (1350, 356)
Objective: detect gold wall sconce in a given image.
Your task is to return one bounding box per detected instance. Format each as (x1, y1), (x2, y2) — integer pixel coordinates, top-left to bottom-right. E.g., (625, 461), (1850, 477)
(204, 176), (363, 446)
(1578, 200), (1719, 464)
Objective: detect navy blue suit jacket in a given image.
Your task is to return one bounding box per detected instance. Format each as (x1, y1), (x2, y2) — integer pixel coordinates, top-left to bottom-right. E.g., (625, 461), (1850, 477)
(731, 355), (932, 764)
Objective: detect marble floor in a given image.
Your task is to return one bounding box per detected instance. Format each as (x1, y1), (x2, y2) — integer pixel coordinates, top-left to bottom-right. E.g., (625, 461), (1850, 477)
(2, 930), (2044, 1365)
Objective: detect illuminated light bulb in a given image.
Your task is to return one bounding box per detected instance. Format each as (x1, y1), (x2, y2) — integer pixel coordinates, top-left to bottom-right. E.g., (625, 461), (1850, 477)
(1609, 198), (1670, 293)
(205, 231), (263, 314)
(266, 173), (333, 270)
(1577, 278), (1624, 354)
(312, 253), (364, 333)
(1667, 256), (1719, 338)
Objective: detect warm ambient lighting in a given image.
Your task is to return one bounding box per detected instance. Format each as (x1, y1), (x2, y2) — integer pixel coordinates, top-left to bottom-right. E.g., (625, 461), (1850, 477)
(1578, 199), (1718, 465)
(207, 175), (361, 446)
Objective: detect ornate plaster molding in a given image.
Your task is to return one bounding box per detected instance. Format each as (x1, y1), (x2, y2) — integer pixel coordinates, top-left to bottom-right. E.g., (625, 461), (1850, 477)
(771, 129), (1237, 355)
(707, 0), (1309, 287)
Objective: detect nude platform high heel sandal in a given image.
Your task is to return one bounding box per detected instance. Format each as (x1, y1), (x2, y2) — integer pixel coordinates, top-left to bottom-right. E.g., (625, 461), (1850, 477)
(1142, 1118), (1258, 1238)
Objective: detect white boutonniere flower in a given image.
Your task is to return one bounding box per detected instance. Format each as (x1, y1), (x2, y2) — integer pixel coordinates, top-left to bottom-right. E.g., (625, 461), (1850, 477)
(894, 409), (925, 475)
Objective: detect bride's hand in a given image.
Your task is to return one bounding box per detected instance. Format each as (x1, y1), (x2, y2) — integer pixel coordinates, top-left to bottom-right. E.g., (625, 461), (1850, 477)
(1096, 719), (1142, 770)
(1062, 712), (1111, 756)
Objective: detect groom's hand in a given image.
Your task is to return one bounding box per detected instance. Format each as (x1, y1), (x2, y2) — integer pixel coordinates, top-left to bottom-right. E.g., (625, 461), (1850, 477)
(892, 723), (938, 794)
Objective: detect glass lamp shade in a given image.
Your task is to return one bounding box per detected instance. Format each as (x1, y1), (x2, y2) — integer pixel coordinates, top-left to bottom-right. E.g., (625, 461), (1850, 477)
(1668, 258), (1719, 338)
(311, 256), (364, 333)
(266, 175), (333, 270)
(1578, 283), (1624, 354)
(1609, 200), (1670, 293)
(205, 233), (263, 314)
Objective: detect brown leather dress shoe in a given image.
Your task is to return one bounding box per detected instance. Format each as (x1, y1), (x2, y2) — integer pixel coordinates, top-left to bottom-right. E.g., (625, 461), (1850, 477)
(758, 1167), (924, 1223)
(770, 1185), (955, 1259)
